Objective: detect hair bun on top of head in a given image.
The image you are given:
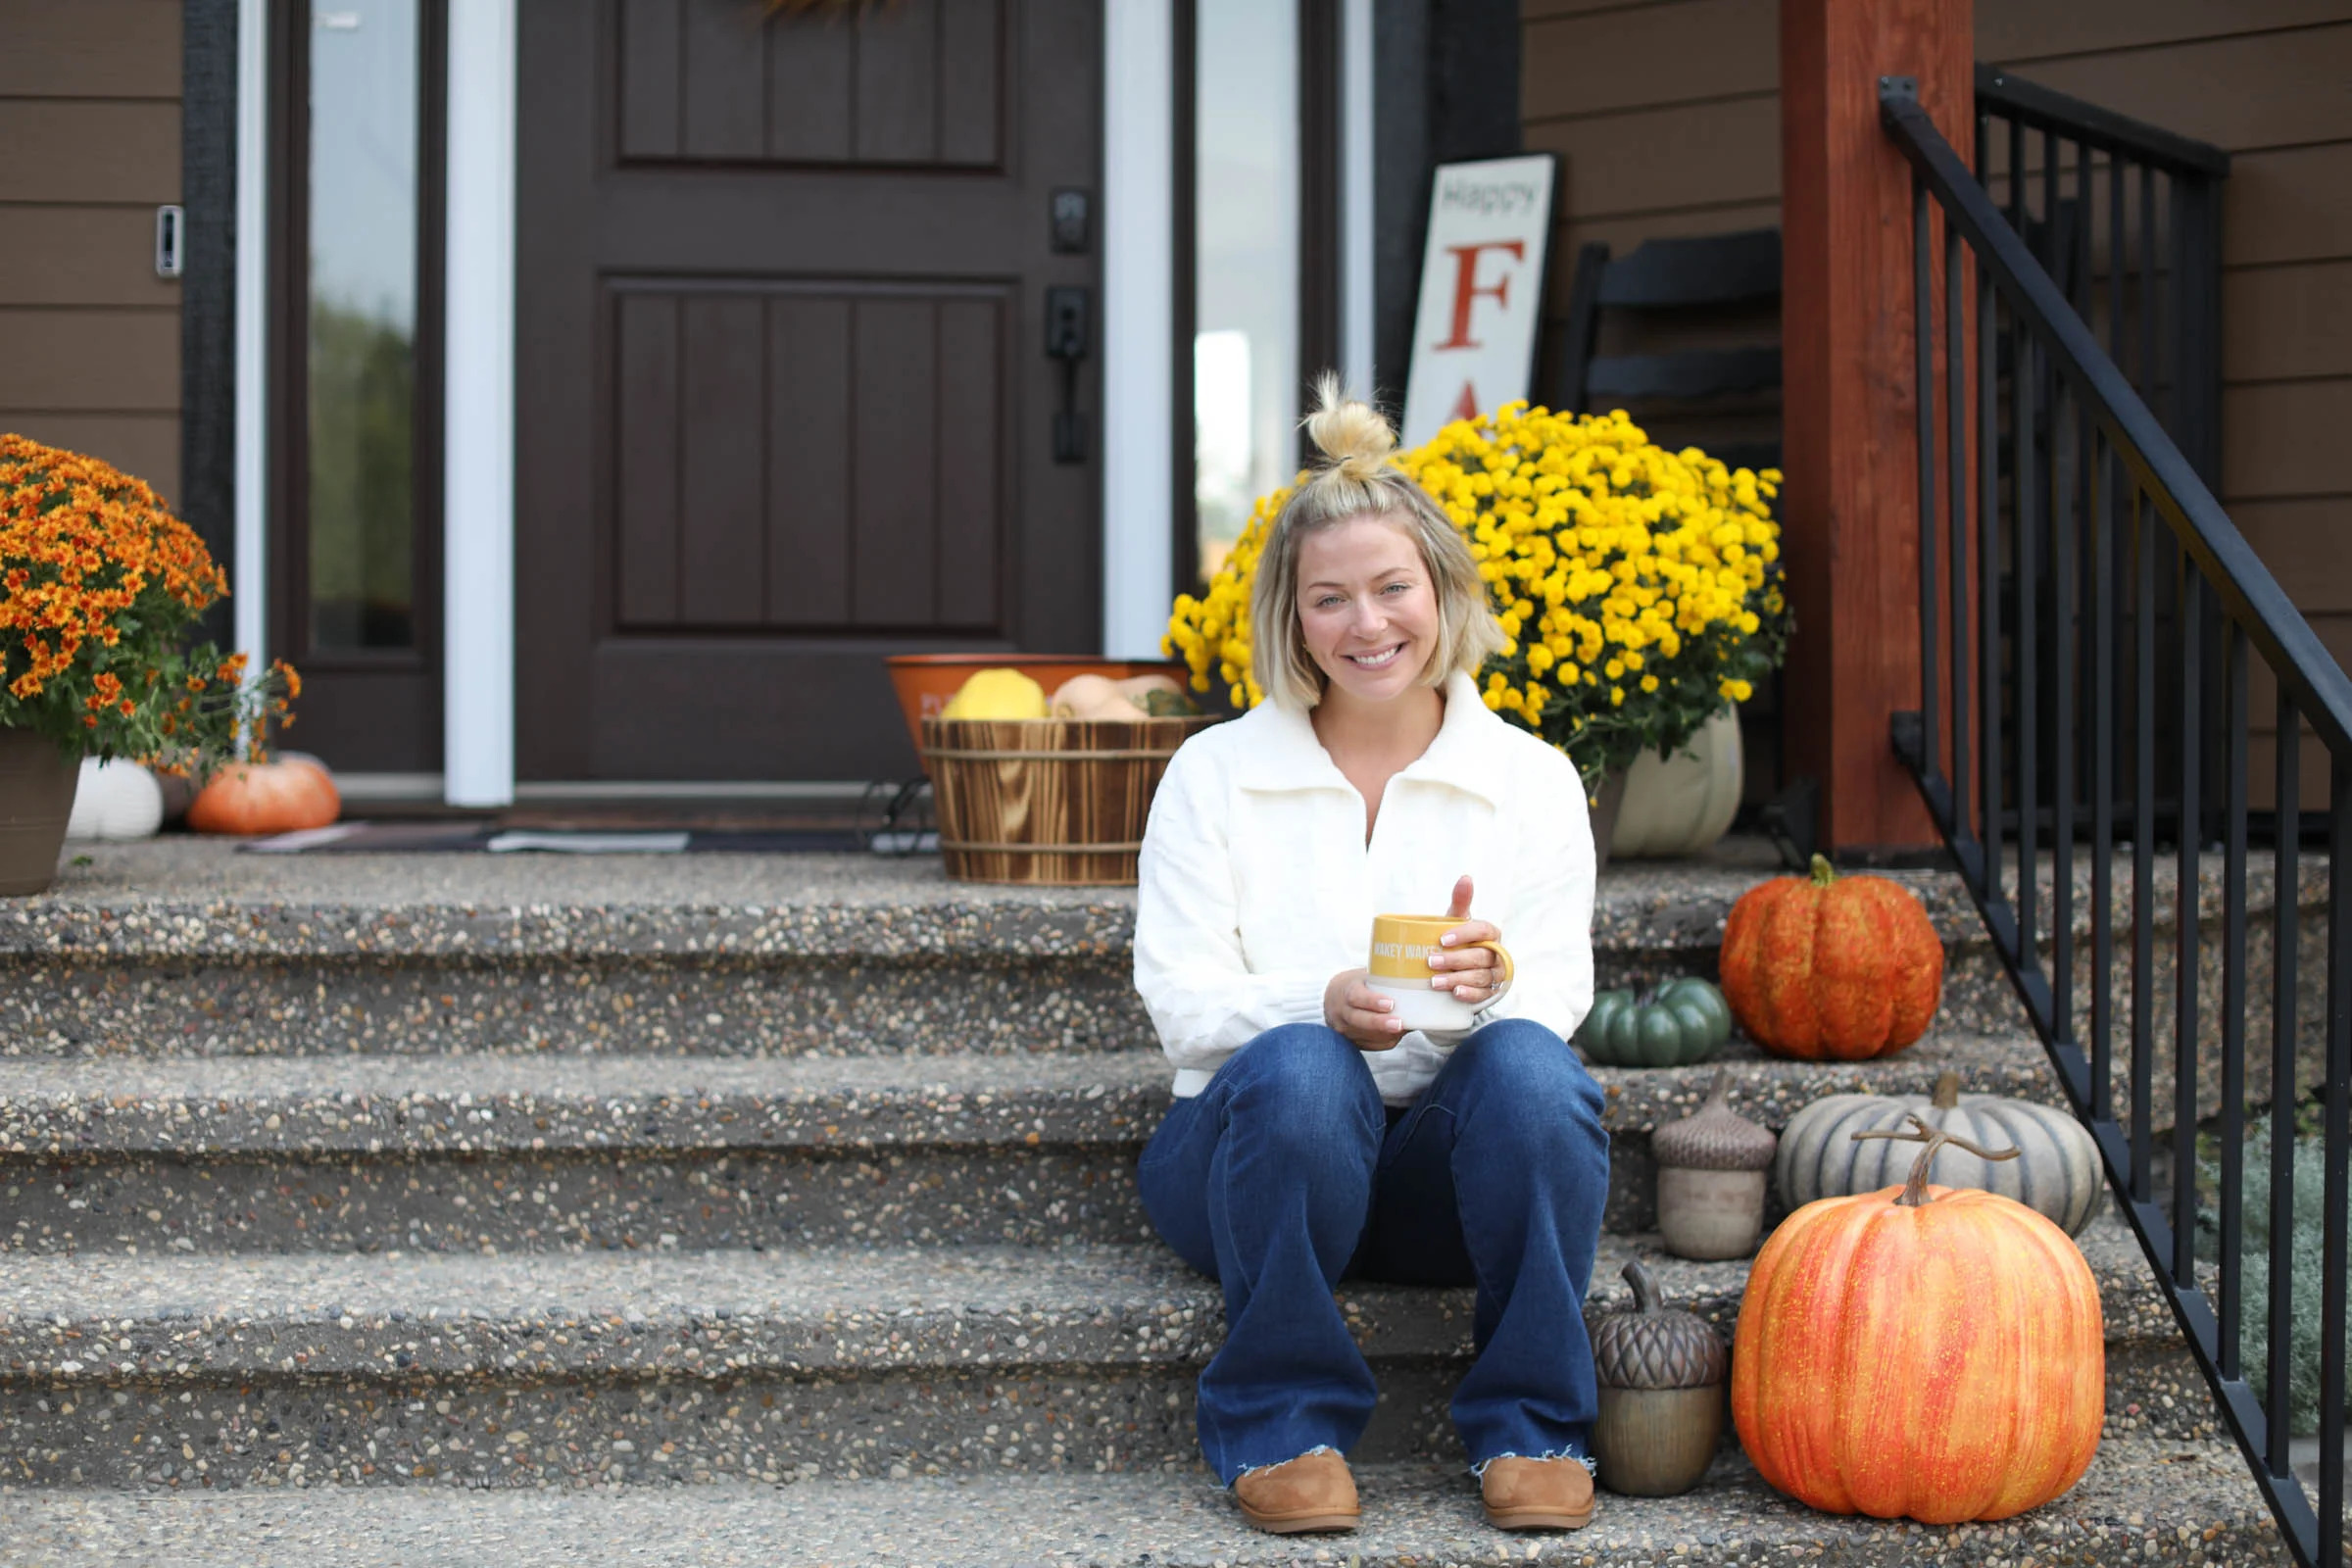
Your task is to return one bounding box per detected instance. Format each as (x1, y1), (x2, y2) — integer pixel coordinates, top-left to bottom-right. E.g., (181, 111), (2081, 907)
(1301, 371), (1396, 485)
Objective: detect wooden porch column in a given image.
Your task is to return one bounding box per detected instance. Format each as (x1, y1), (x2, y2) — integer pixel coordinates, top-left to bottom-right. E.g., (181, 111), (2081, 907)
(1780, 0), (1972, 854)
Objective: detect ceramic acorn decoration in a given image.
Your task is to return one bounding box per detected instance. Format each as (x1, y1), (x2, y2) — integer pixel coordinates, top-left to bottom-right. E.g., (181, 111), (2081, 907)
(1589, 1259), (1730, 1497)
(1776, 1069), (2103, 1236)
(1650, 1067), (1778, 1259)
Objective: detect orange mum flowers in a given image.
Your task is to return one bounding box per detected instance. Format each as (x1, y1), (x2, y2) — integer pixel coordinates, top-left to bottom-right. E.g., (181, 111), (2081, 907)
(0, 434), (296, 770)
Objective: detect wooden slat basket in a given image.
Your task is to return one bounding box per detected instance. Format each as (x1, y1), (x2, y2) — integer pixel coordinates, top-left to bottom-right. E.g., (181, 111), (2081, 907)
(920, 713), (1220, 886)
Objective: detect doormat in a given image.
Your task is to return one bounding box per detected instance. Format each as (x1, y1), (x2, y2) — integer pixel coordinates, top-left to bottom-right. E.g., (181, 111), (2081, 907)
(238, 822), (938, 856)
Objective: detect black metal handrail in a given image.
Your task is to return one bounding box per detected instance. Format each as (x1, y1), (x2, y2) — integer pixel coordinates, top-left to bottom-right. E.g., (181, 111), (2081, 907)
(1881, 76), (2352, 1567)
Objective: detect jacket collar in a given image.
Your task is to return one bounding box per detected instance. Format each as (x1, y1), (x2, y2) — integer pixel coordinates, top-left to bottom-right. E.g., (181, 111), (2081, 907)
(1230, 669), (1508, 807)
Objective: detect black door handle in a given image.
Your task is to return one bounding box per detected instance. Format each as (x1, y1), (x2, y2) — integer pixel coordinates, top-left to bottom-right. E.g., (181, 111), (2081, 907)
(1046, 285), (1088, 464)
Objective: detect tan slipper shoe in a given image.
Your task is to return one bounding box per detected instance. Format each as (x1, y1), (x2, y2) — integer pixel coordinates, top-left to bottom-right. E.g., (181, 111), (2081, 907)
(1232, 1449), (1360, 1534)
(1480, 1455), (1597, 1531)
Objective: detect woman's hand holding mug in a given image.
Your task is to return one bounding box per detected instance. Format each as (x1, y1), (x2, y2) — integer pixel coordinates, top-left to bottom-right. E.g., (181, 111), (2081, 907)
(1325, 967), (1407, 1052)
(1332, 877), (1512, 1052)
(1428, 875), (1509, 1004)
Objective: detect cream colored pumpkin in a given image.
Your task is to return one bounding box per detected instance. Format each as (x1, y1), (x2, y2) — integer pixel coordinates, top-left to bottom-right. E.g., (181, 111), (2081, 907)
(1610, 703), (1742, 858)
(65, 759), (165, 842)
(1775, 1070), (2104, 1236)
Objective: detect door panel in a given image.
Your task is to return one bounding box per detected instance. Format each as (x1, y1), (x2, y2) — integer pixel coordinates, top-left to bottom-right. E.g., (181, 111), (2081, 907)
(605, 281), (1008, 634)
(618, 0), (1004, 169)
(517, 0), (1099, 780)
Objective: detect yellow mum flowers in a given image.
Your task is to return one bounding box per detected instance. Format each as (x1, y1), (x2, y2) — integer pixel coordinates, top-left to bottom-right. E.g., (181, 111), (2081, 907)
(1165, 404), (1790, 785)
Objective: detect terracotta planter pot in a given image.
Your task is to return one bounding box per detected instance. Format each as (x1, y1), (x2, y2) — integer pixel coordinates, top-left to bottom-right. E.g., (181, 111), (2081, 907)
(0, 728), (80, 896)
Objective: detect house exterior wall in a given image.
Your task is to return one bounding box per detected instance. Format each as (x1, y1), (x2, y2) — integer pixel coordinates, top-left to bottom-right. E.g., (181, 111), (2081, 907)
(0, 0), (184, 501)
(1522, 0), (2352, 805)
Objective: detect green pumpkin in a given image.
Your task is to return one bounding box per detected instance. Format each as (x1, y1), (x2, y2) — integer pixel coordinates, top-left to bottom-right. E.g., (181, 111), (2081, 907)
(1577, 978), (1734, 1067)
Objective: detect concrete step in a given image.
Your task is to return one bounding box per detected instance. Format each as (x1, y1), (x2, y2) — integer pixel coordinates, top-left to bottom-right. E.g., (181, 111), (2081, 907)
(0, 1034), (2057, 1252)
(0, 1439), (2291, 1566)
(0, 1220), (2212, 1491)
(11, 841), (2318, 1137)
(5, 840), (2056, 1059)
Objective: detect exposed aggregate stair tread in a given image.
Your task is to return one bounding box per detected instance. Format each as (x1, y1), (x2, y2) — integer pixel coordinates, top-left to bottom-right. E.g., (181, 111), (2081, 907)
(0, 1032), (2058, 1154)
(0, 1439), (2291, 1567)
(10, 837), (2305, 951)
(0, 1219), (2180, 1385)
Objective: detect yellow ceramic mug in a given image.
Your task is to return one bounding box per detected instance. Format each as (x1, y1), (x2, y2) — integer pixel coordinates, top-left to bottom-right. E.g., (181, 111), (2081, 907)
(1367, 912), (1515, 1033)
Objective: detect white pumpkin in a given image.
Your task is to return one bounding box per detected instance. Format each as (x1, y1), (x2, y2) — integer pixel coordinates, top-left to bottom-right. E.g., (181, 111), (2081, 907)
(64, 758), (165, 842)
(1610, 703), (1743, 858)
(1775, 1069), (2104, 1236)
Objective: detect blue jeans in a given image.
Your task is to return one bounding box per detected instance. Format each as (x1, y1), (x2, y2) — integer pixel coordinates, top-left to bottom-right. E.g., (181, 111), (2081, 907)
(1136, 1018), (1609, 1484)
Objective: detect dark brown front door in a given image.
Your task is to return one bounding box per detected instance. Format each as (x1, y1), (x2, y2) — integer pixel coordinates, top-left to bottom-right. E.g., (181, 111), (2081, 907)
(515, 0), (1103, 783)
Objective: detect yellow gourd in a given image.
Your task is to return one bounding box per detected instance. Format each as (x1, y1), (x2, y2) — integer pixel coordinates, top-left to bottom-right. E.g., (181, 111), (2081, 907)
(941, 669), (1049, 720)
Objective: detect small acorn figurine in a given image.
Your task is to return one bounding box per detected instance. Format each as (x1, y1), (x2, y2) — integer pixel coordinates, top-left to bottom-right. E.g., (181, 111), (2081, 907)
(1589, 1259), (1729, 1496)
(1650, 1067), (1777, 1260)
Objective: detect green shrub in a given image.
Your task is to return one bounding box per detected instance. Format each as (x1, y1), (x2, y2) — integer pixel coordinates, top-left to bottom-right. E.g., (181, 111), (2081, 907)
(2209, 1128), (2351, 1435)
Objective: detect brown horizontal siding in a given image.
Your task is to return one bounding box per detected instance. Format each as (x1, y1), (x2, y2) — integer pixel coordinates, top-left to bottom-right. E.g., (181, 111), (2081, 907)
(0, 207), (182, 307)
(1522, 0), (1775, 123)
(0, 310), (179, 413)
(2, 0), (182, 518)
(2222, 380), (2352, 501)
(2226, 145), (2352, 268)
(2235, 500), (2352, 613)
(0, 102), (179, 205)
(1987, 24), (2352, 155)
(1524, 93), (1780, 220)
(0, 0), (181, 99)
(2247, 617), (2352, 724)
(0, 414), (180, 504)
(1981, 0), (2352, 66)
(2223, 262), (2352, 383)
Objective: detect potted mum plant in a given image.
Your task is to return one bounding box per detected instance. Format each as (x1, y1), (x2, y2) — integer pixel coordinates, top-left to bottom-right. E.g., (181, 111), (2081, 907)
(0, 434), (296, 895)
(1164, 404), (1790, 865)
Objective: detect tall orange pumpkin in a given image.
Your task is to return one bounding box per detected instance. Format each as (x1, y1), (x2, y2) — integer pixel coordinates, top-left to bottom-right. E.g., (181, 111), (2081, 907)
(1731, 1119), (2104, 1523)
(1718, 854), (1941, 1058)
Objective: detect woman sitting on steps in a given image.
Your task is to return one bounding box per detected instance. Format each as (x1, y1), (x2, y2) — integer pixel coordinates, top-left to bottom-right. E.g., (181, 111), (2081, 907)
(1133, 377), (1609, 1536)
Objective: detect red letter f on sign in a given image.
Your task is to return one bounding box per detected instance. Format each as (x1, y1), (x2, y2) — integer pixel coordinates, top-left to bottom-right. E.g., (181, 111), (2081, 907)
(1433, 240), (1526, 350)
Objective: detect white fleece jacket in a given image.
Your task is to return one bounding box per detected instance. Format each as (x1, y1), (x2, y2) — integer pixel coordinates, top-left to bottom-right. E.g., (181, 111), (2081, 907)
(1132, 670), (1598, 1106)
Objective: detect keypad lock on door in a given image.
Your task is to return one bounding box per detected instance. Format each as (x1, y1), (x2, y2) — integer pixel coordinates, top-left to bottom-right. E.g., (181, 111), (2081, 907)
(1046, 285), (1089, 464)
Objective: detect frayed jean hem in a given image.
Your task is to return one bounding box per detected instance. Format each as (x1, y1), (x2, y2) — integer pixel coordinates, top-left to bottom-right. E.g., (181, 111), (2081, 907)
(1227, 1444), (1340, 1486)
(1468, 1446), (1595, 1480)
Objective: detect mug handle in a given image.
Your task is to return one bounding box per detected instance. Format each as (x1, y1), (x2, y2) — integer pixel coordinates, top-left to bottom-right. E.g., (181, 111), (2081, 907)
(1461, 939), (1513, 996)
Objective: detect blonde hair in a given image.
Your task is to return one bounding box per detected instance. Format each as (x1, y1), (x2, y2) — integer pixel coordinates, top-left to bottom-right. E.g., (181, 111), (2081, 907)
(1250, 374), (1505, 710)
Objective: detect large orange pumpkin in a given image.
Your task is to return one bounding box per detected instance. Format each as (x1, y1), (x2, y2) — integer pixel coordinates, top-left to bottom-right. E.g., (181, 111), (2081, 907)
(1718, 854), (1941, 1058)
(186, 757), (340, 836)
(1731, 1119), (2104, 1523)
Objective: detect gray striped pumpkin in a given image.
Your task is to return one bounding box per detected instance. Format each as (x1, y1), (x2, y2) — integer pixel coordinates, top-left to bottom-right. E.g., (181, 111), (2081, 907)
(1775, 1070), (2103, 1236)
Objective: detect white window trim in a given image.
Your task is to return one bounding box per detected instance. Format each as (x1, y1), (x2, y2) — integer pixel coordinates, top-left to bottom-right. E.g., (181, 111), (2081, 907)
(233, 0), (270, 674)
(1341, 0), (1377, 400)
(1100, 0), (1175, 662)
(442, 0), (518, 807)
